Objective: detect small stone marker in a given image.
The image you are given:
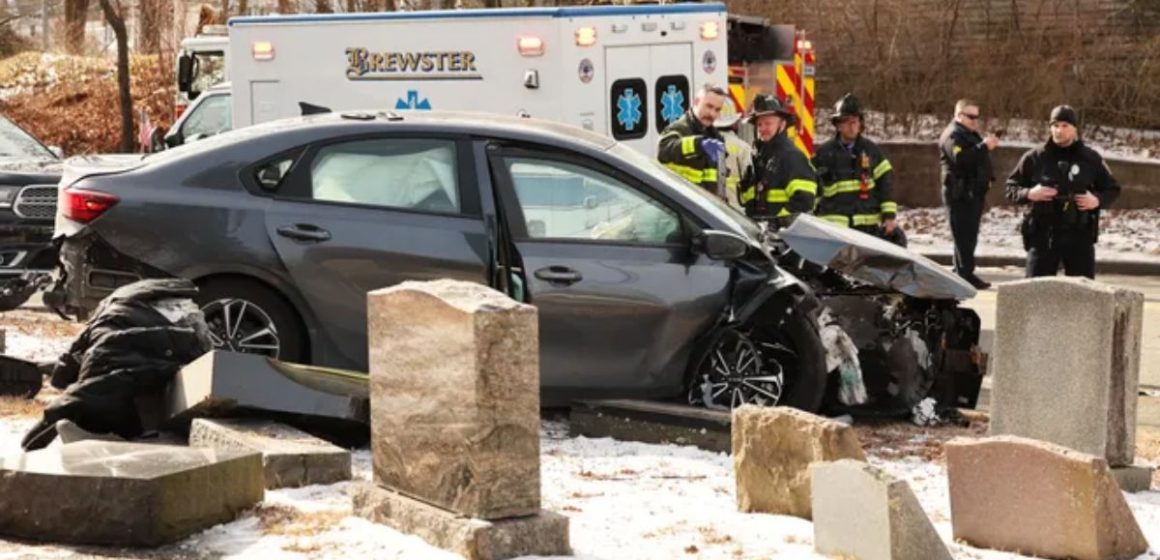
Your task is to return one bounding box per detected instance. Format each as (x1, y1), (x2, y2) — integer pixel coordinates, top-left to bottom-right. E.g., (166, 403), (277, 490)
(732, 405), (866, 519)
(811, 459), (952, 560)
(189, 418), (351, 489)
(990, 278), (1143, 467)
(946, 435), (1148, 560)
(0, 440), (263, 547)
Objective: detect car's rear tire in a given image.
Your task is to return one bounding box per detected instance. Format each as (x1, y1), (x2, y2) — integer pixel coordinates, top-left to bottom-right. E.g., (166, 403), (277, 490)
(195, 278), (307, 364)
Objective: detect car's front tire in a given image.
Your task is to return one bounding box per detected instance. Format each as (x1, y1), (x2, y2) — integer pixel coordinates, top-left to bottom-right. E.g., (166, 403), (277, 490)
(195, 278), (307, 364)
(687, 295), (828, 413)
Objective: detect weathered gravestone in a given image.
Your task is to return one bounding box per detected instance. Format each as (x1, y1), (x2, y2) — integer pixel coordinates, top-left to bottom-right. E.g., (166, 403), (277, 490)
(0, 440), (263, 547)
(165, 350), (369, 425)
(732, 405), (866, 519)
(812, 459), (952, 560)
(357, 280), (568, 560)
(990, 278), (1142, 467)
(946, 436), (1148, 560)
(189, 418), (351, 489)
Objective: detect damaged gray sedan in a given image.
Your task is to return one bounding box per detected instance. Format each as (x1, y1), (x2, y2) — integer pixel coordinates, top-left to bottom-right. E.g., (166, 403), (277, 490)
(46, 111), (981, 416)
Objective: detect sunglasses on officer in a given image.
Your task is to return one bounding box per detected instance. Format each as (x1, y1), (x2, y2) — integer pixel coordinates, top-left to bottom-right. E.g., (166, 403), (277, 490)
(959, 112), (980, 120)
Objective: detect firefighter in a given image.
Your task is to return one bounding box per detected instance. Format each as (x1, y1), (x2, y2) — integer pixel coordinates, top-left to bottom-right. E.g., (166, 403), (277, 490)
(657, 84), (728, 197)
(813, 93), (904, 245)
(940, 99), (998, 289)
(714, 110), (753, 211)
(1006, 105), (1120, 279)
(740, 94), (817, 226)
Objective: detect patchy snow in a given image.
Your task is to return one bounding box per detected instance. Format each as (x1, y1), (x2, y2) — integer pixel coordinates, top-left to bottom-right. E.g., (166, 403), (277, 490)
(4, 330), (72, 364)
(0, 415), (1156, 559)
(818, 109), (1160, 163)
(900, 207), (1160, 262)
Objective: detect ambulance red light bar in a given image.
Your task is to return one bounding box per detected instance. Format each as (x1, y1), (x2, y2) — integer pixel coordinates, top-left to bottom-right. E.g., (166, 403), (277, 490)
(518, 36), (545, 57)
(252, 41), (275, 61)
(700, 21), (719, 40)
(575, 27), (597, 47)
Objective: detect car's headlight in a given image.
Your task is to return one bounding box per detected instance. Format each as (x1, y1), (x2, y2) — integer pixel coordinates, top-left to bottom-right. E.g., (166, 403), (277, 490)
(0, 185), (20, 208)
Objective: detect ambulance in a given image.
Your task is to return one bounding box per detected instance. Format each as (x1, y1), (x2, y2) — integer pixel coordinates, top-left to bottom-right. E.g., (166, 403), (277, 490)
(220, 3), (725, 155)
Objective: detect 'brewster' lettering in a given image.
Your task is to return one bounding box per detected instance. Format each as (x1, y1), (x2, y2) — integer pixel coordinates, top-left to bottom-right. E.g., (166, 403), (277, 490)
(346, 48), (478, 79)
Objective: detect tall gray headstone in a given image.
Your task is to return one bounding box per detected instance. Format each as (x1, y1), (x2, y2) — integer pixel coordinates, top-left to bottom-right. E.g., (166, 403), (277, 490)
(990, 278), (1142, 466)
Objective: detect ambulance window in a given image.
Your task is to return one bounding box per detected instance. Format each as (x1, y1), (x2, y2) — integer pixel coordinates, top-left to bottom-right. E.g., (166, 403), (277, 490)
(609, 78), (648, 141)
(654, 75), (690, 133)
(309, 138), (460, 214)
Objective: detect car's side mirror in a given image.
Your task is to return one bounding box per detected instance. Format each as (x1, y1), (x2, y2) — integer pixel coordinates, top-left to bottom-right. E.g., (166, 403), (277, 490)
(696, 230), (750, 261)
(48, 146), (64, 159)
(177, 54), (194, 93)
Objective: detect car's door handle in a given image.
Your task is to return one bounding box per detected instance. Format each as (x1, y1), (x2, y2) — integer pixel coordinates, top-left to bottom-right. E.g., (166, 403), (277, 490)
(277, 224), (331, 242)
(534, 266), (582, 285)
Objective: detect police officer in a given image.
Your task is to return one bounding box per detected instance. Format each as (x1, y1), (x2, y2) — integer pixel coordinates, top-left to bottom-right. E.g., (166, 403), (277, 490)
(1006, 105), (1120, 279)
(939, 99), (999, 289)
(813, 93), (904, 245)
(658, 84), (728, 196)
(740, 94), (817, 226)
(714, 109), (754, 211)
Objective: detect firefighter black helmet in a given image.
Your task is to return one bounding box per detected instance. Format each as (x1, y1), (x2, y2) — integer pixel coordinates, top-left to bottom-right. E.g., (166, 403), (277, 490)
(831, 93), (863, 125)
(748, 94), (796, 125)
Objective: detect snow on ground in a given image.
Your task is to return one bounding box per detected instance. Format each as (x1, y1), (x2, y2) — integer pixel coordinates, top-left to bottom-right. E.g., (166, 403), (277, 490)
(0, 411), (1156, 559)
(901, 207), (1160, 261)
(818, 109), (1160, 163)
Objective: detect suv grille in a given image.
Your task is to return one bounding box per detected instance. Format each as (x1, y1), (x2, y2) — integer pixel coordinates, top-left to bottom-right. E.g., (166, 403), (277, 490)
(13, 185), (58, 220)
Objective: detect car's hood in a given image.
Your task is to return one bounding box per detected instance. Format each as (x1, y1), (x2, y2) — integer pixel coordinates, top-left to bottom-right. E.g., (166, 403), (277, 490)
(0, 157), (62, 175)
(779, 214), (976, 300)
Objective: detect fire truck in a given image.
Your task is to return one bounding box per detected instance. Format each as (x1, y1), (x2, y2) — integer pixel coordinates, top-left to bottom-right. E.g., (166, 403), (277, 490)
(725, 13), (817, 155)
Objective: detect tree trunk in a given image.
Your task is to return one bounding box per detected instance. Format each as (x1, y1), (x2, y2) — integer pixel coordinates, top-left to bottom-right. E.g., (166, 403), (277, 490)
(315, 0), (333, 12)
(98, 0), (133, 152)
(136, 0), (164, 53)
(277, 0), (294, 13)
(238, 0), (249, 15)
(64, 0), (89, 54)
(384, 0), (396, 9)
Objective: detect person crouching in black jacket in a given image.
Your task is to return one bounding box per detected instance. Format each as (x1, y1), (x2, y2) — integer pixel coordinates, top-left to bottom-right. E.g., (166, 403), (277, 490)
(1005, 105), (1120, 279)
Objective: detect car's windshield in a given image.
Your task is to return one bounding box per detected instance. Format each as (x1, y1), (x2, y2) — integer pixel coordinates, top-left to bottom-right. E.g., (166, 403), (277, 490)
(608, 142), (762, 240)
(0, 118), (54, 159)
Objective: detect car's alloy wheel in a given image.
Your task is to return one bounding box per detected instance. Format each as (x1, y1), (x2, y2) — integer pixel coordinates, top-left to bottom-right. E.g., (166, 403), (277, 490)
(688, 327), (788, 410)
(201, 298), (282, 358)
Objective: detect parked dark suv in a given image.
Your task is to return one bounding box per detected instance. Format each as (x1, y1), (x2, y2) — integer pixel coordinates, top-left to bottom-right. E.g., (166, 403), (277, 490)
(48, 111), (981, 413)
(0, 117), (61, 310)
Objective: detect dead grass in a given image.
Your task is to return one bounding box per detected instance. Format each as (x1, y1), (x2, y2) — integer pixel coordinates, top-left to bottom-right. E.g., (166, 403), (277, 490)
(255, 504), (346, 538)
(853, 411), (990, 463)
(0, 396), (44, 418)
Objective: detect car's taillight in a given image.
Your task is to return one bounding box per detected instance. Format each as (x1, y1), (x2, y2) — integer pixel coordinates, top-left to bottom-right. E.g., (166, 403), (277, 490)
(62, 188), (119, 224)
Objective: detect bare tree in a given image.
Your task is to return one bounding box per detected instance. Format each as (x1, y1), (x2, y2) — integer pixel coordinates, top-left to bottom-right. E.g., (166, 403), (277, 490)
(98, 0), (133, 152)
(315, 0), (333, 12)
(64, 0), (89, 54)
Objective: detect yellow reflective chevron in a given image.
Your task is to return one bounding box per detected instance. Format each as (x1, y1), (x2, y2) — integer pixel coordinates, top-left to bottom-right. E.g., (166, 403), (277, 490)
(703, 169), (718, 182)
(821, 179), (872, 198)
(873, 159), (893, 180)
(765, 189), (790, 203)
(681, 136), (697, 156)
(852, 214), (882, 226)
(740, 186), (756, 204)
(880, 201), (898, 214)
(786, 178), (818, 197)
(665, 163), (704, 183)
(820, 215), (851, 227)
